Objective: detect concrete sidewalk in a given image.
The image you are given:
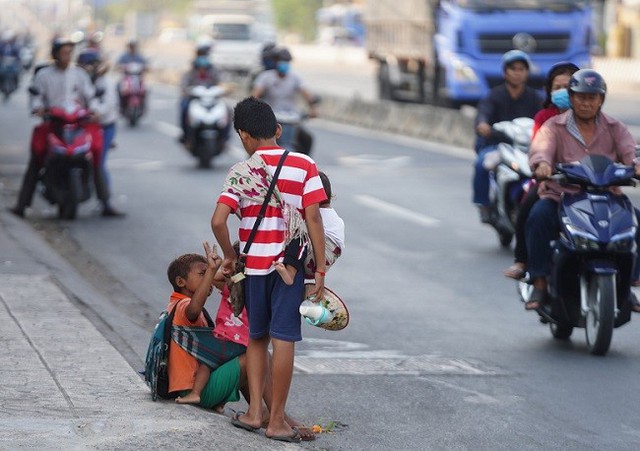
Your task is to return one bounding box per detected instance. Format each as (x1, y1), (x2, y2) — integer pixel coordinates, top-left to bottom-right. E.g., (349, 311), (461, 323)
(0, 210), (294, 449)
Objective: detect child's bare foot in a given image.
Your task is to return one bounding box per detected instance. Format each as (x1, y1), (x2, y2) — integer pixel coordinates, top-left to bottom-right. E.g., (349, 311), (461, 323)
(274, 261), (294, 285)
(175, 392), (201, 405)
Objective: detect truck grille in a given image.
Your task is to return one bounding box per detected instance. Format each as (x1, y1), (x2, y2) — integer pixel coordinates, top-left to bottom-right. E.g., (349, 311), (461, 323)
(478, 33), (570, 54)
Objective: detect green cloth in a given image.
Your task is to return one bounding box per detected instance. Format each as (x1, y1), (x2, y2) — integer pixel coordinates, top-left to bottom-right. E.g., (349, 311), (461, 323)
(179, 357), (242, 408)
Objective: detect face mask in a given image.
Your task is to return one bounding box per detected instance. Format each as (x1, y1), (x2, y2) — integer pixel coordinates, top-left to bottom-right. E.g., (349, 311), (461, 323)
(551, 88), (570, 110)
(277, 61), (290, 74)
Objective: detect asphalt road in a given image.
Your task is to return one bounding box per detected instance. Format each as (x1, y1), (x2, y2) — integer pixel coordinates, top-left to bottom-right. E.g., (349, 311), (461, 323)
(3, 74), (640, 449)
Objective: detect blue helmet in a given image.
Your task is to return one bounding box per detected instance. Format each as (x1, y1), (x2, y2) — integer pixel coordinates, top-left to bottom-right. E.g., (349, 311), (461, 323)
(501, 50), (531, 71)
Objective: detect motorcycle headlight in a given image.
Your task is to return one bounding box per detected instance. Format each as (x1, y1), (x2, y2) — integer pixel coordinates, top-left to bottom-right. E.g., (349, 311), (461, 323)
(566, 224), (600, 251)
(607, 229), (636, 253)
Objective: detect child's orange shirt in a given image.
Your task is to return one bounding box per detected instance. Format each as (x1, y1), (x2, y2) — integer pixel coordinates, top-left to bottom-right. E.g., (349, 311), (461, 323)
(166, 292), (207, 393)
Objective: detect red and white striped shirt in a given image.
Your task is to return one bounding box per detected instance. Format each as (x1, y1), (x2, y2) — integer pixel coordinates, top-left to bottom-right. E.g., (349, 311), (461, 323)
(218, 147), (327, 275)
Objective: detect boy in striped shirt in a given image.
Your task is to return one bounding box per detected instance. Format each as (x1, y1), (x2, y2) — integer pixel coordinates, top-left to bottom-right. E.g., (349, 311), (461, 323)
(212, 97), (326, 442)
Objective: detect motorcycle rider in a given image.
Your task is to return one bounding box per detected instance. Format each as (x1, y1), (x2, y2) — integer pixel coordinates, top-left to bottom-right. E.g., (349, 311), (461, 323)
(472, 50), (543, 224)
(525, 69), (640, 310)
(0, 30), (21, 91)
(177, 46), (222, 144)
(248, 42), (278, 91)
(251, 46), (319, 151)
(76, 49), (125, 217)
(116, 39), (147, 114)
(8, 37), (105, 218)
(503, 61), (580, 280)
(116, 38), (147, 70)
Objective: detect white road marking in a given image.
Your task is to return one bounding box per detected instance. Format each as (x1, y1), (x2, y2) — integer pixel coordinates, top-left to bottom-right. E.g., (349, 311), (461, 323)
(354, 194), (440, 227)
(294, 338), (503, 376)
(338, 154), (412, 168)
(294, 355), (502, 376)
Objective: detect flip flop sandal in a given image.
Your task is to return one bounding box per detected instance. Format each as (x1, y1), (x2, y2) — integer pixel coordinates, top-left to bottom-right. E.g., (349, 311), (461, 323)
(230, 412), (259, 432)
(525, 287), (546, 311)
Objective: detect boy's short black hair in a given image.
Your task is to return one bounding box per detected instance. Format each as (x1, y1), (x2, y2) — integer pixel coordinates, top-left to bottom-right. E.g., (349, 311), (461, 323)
(319, 171), (332, 205)
(167, 253), (207, 291)
(233, 96), (277, 139)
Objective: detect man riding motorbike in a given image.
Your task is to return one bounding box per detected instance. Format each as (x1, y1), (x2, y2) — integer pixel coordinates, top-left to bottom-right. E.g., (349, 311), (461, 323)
(9, 37), (107, 218)
(0, 29), (21, 96)
(472, 50), (543, 224)
(251, 46), (319, 152)
(116, 39), (148, 116)
(178, 47), (222, 144)
(525, 69), (640, 311)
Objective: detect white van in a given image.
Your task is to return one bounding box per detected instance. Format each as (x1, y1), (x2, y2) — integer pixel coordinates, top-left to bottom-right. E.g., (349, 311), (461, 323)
(200, 14), (275, 75)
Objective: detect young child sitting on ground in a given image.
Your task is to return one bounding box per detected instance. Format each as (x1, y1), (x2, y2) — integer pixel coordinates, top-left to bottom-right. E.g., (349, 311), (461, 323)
(176, 241), (249, 405)
(172, 242), (224, 406)
(274, 171), (345, 284)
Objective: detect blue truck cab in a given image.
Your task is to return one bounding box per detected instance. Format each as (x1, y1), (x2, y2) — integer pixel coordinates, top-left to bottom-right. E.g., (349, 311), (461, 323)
(435, 0), (593, 105)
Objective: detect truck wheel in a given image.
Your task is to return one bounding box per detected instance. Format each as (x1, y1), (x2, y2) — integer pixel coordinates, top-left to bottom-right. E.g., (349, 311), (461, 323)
(416, 61), (427, 103)
(378, 62), (392, 100)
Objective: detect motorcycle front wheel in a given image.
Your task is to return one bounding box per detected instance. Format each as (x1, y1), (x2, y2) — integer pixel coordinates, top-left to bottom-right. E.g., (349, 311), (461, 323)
(585, 274), (615, 356)
(550, 322), (573, 340)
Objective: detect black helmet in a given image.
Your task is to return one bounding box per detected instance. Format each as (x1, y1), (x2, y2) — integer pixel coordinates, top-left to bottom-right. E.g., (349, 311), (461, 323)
(261, 42), (277, 59)
(276, 47), (292, 62)
(51, 37), (75, 59)
(569, 69), (606, 95)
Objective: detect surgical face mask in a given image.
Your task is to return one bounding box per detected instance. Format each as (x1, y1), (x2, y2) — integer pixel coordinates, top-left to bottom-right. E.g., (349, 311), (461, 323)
(551, 88), (570, 110)
(276, 61), (290, 74)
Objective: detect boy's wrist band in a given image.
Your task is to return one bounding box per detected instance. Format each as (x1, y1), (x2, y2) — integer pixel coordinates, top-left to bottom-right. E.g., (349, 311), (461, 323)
(316, 270), (326, 277)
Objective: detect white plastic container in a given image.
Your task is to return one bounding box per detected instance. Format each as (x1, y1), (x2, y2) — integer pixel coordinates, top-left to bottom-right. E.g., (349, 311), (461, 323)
(299, 299), (333, 325)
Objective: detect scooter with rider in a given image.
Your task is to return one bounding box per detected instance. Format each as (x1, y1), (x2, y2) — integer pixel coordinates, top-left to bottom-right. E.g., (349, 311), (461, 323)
(519, 69), (640, 355)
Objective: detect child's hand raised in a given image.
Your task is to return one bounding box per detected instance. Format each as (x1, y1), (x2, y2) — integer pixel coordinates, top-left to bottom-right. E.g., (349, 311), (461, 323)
(203, 241), (222, 269)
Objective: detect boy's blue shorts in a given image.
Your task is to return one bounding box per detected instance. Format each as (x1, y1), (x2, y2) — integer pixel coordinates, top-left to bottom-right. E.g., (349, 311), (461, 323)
(245, 270), (304, 342)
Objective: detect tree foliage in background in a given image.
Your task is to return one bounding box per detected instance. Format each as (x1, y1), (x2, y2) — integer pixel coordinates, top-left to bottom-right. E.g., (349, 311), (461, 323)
(271, 0), (322, 42)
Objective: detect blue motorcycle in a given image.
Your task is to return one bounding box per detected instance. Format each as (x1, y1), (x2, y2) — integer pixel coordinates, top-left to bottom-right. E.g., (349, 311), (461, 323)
(519, 155), (637, 355)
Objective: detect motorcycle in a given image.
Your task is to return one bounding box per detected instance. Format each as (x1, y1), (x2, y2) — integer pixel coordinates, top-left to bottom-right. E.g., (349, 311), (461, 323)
(274, 109), (315, 156)
(40, 106), (95, 220)
(185, 84), (230, 168)
(482, 117), (534, 247)
(119, 61), (146, 127)
(518, 155), (637, 355)
(0, 54), (20, 101)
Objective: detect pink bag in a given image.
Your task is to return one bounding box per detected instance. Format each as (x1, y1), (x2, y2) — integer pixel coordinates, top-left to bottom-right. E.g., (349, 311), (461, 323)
(213, 285), (249, 347)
